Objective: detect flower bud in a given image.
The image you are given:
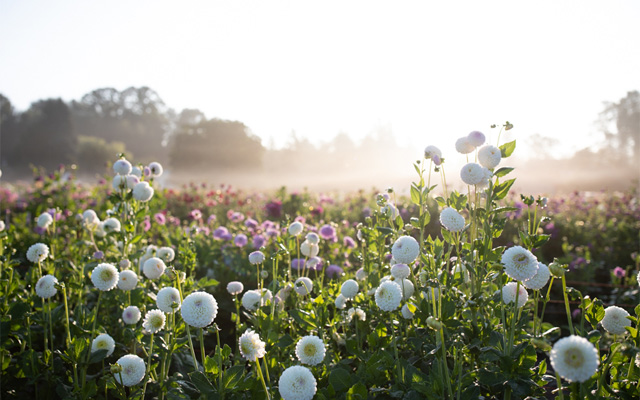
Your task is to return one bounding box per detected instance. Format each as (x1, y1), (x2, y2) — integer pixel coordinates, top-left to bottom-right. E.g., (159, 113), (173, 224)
(110, 363), (123, 374)
(426, 316), (442, 330)
(548, 261), (566, 278)
(119, 259), (131, 269)
(531, 338), (551, 351)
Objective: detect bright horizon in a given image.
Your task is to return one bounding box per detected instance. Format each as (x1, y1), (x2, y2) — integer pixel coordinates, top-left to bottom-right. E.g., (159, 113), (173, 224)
(1, 0), (638, 158)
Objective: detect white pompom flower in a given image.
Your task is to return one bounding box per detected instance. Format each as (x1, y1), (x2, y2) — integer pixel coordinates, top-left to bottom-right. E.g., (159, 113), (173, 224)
(143, 309), (166, 334)
(439, 207), (465, 232)
(398, 278), (415, 300)
(478, 145), (502, 169)
(295, 335), (326, 366)
(288, 221), (304, 236)
(340, 279), (359, 299)
(300, 241), (319, 258)
(502, 246), (539, 282)
(35, 274), (58, 298)
(295, 277), (313, 296)
(455, 137), (475, 154)
(241, 290), (262, 311)
(550, 335), (599, 383)
(347, 307), (366, 322)
(117, 270), (138, 291)
(523, 263), (551, 290)
(355, 267), (367, 281)
(103, 217), (121, 233)
(601, 306), (631, 335)
(91, 333), (115, 357)
(248, 251), (265, 265)
(181, 292), (218, 328)
(27, 243), (49, 263)
(375, 281), (402, 312)
(113, 159), (132, 175)
(278, 365), (317, 400)
(143, 257), (166, 280)
(401, 303), (415, 319)
(238, 329), (266, 362)
(156, 287), (182, 313)
(132, 182), (154, 202)
(227, 281), (244, 296)
(122, 305), (141, 325)
(114, 354), (146, 387)
(157, 247), (175, 262)
(460, 162), (486, 185)
(424, 145), (442, 160)
(335, 294), (347, 309)
(501, 282), (529, 308)
(391, 236), (420, 264)
(305, 232), (320, 244)
(467, 131), (486, 147)
(148, 162), (163, 178)
(37, 212), (53, 229)
(391, 263), (411, 280)
(91, 263), (119, 291)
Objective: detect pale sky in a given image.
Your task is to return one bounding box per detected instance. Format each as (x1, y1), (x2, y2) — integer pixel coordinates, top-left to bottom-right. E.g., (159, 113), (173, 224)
(1, 0), (638, 157)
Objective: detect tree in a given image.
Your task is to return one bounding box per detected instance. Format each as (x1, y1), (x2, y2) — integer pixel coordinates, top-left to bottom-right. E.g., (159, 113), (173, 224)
(0, 94), (19, 170)
(599, 90), (640, 161)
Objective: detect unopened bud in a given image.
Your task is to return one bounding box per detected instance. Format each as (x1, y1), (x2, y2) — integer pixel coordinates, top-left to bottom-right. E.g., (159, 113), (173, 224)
(531, 338), (551, 351)
(260, 270), (269, 279)
(548, 261), (566, 278)
(426, 316), (442, 330)
(119, 259), (131, 269)
(110, 363), (123, 374)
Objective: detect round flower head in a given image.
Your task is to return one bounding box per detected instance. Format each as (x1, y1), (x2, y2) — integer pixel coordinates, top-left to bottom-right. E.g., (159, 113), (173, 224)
(27, 243), (49, 263)
(115, 354), (146, 387)
(181, 291), (218, 328)
(143, 309), (166, 334)
(279, 365), (317, 400)
(0, 220), (4, 231)
(335, 294), (347, 309)
(113, 159), (132, 175)
(288, 221), (304, 236)
(550, 335), (599, 383)
(122, 305), (141, 325)
(91, 263), (119, 291)
(305, 232), (320, 244)
(156, 287), (182, 313)
(467, 130), (486, 147)
(455, 137), (475, 154)
(37, 212), (53, 229)
(103, 217), (121, 233)
(439, 207), (465, 232)
(398, 278), (415, 300)
(478, 145), (502, 169)
(502, 246), (539, 281)
(401, 303), (415, 319)
(83, 209), (99, 226)
(340, 279), (359, 299)
(391, 264), (411, 280)
(295, 335), (326, 366)
(125, 174), (140, 190)
(241, 290), (262, 311)
(36, 274), (58, 298)
(391, 236), (420, 264)
(112, 175), (127, 191)
(131, 166), (142, 178)
(319, 224), (336, 240)
(295, 277), (313, 296)
(355, 267), (367, 281)
(143, 257), (166, 280)
(239, 329), (266, 362)
(91, 333), (115, 357)
(424, 145), (442, 160)
(460, 162), (486, 185)
(148, 162), (163, 178)
(227, 281), (244, 296)
(501, 282), (528, 308)
(375, 280), (403, 312)
(300, 241), (319, 258)
(157, 246), (175, 262)
(523, 262), (551, 290)
(248, 251), (265, 265)
(117, 270), (138, 291)
(347, 307), (366, 322)
(132, 182), (154, 202)
(601, 306), (631, 335)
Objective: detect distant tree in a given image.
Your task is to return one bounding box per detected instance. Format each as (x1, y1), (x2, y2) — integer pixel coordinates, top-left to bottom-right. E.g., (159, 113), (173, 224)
(76, 136), (127, 173)
(0, 94), (19, 170)
(599, 90), (640, 161)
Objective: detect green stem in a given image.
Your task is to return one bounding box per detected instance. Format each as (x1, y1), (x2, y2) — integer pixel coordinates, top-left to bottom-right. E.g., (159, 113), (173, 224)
(538, 277), (555, 336)
(142, 333), (154, 399)
(555, 372), (565, 400)
(216, 327), (224, 399)
(561, 274), (574, 335)
(255, 360), (271, 400)
(47, 298), (54, 370)
(199, 328), (206, 370)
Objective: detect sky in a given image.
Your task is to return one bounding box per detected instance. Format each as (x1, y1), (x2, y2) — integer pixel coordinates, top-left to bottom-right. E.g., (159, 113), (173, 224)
(1, 0), (638, 157)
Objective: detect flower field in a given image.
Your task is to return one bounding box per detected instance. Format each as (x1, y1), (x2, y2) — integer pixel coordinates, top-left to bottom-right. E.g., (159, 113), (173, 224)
(1, 125), (639, 400)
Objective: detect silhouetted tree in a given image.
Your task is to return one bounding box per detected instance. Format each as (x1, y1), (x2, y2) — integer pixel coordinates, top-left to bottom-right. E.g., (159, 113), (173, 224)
(0, 94), (19, 170)
(599, 90), (640, 161)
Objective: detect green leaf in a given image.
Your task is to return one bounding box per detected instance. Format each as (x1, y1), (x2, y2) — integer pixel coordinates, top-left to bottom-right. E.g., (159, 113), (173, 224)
(494, 167), (514, 178)
(346, 382), (368, 399)
(499, 140), (516, 158)
(88, 349), (109, 364)
(288, 310), (317, 331)
(222, 365), (245, 390)
(375, 227), (394, 237)
(275, 334), (294, 348)
(204, 356), (218, 374)
(493, 179), (516, 200)
(420, 210), (431, 228)
(189, 371), (215, 396)
(9, 302), (30, 321)
(329, 368), (352, 392)
(410, 186), (421, 206)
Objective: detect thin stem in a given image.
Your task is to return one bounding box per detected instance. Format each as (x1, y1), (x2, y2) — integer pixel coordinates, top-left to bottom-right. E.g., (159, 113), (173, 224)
(47, 298), (54, 370)
(555, 372), (565, 400)
(255, 360), (271, 400)
(561, 274), (574, 335)
(199, 328), (206, 370)
(538, 277), (555, 336)
(142, 333), (154, 399)
(216, 327), (224, 399)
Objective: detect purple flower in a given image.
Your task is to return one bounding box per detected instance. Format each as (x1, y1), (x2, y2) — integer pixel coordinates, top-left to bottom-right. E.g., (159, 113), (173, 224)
(295, 216), (306, 224)
(291, 258), (305, 271)
(213, 226), (230, 241)
(319, 224), (337, 241)
(244, 218), (259, 230)
(572, 308), (581, 319)
(230, 212), (245, 223)
(311, 206), (324, 217)
(265, 201), (282, 219)
(207, 215), (217, 225)
(189, 209), (202, 221)
(343, 236), (357, 249)
(154, 213), (166, 225)
(234, 234), (248, 247)
(325, 264), (343, 278)
(266, 227), (280, 238)
(613, 267), (625, 278)
(93, 251), (104, 260)
(252, 234), (267, 249)
(362, 207), (371, 218)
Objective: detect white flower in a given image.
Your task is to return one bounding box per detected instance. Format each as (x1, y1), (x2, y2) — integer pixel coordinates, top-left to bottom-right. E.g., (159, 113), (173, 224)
(131, 166), (142, 178)
(335, 294), (347, 309)
(27, 243), (49, 263)
(83, 210), (100, 228)
(114, 354), (146, 387)
(248, 251), (265, 265)
(295, 335), (326, 366)
(157, 247), (175, 262)
(278, 365), (317, 400)
(347, 307), (366, 322)
(375, 281), (402, 312)
(92, 333), (115, 357)
(94, 222), (107, 238)
(156, 287), (182, 313)
(227, 281), (244, 296)
(181, 291), (218, 328)
(113, 159), (132, 175)
(305, 232), (320, 244)
(501, 282), (528, 308)
(300, 241), (319, 257)
(288, 221), (304, 236)
(0, 220), (5, 231)
(143, 309), (166, 334)
(143, 257), (166, 280)
(460, 163), (486, 185)
(391, 236), (420, 264)
(125, 175), (140, 190)
(148, 162), (163, 178)
(455, 137), (475, 154)
(145, 245), (157, 257)
(502, 246), (539, 281)
(113, 175), (127, 191)
(91, 263), (119, 291)
(439, 207), (465, 232)
(241, 290), (262, 311)
(132, 182), (154, 202)
(424, 145), (442, 160)
(340, 279), (359, 299)
(355, 267), (367, 281)
(467, 131), (486, 147)
(550, 335), (599, 383)
(239, 329), (266, 362)
(35, 274), (58, 298)
(601, 306), (631, 335)
(523, 262), (551, 290)
(117, 270), (138, 291)
(478, 145), (502, 169)
(295, 277), (313, 296)
(401, 303), (415, 319)
(398, 278), (415, 300)
(37, 213), (53, 229)
(103, 217), (121, 233)
(122, 306), (141, 325)
(391, 264), (411, 280)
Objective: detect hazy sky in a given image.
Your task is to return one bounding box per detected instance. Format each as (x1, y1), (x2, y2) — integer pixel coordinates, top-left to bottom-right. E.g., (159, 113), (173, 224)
(1, 0), (638, 157)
